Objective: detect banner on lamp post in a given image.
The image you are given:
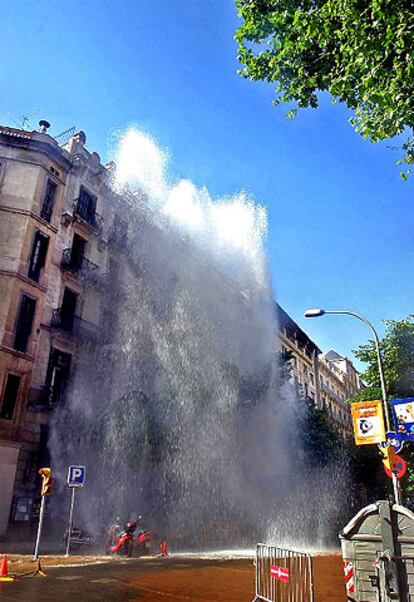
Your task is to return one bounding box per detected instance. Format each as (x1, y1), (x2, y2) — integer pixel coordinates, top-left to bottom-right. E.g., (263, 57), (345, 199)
(351, 400), (386, 445)
(391, 398), (414, 441)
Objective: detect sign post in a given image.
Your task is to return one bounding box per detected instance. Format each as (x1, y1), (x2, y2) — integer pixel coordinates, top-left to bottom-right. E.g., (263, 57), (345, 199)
(33, 468), (53, 561)
(65, 465), (86, 557)
(33, 496), (46, 561)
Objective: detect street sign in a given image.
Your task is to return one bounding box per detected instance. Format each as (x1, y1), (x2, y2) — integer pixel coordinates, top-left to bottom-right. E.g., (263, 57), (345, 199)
(391, 398), (414, 441)
(65, 465), (86, 557)
(270, 565), (289, 583)
(384, 455), (407, 479)
(351, 400), (386, 446)
(379, 431), (404, 454)
(67, 465), (86, 488)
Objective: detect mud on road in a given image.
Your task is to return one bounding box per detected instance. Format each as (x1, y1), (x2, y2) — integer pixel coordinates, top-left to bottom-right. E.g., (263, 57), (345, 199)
(0, 552), (346, 601)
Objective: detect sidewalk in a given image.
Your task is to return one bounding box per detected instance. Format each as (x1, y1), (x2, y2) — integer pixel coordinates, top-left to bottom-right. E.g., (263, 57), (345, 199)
(1, 553), (113, 577)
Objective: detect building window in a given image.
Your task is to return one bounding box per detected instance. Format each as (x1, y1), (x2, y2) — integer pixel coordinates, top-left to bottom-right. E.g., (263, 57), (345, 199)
(1, 374), (21, 420)
(44, 348), (72, 406)
(76, 187), (97, 225)
(69, 233), (86, 271)
(109, 214), (128, 248)
(60, 287), (78, 331)
(310, 372), (314, 384)
(40, 179), (57, 222)
(14, 295), (37, 352)
(27, 230), (49, 282)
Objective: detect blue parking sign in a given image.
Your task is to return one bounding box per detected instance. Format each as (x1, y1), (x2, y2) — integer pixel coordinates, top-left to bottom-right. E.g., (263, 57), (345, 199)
(67, 465), (86, 488)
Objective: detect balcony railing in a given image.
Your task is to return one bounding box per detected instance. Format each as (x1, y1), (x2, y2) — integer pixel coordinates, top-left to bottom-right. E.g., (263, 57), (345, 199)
(40, 204), (53, 223)
(320, 381), (343, 403)
(61, 249), (100, 284)
(107, 228), (128, 250)
(51, 308), (98, 341)
(73, 198), (103, 231)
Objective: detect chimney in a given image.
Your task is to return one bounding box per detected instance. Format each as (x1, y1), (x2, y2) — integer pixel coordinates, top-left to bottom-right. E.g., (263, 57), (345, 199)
(38, 120), (51, 134)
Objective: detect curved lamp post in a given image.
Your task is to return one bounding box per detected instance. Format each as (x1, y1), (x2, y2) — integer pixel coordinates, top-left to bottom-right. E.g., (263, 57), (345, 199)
(304, 308), (400, 503)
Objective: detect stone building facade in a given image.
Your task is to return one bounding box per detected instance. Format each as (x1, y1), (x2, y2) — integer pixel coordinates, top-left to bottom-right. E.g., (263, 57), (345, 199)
(277, 305), (363, 435)
(0, 122), (123, 537)
(0, 120), (363, 537)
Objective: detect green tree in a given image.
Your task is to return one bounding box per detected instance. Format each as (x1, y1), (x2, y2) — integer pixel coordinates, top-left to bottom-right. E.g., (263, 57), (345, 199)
(298, 394), (343, 466)
(353, 316), (414, 397)
(235, 0), (414, 176)
(279, 348), (386, 502)
(279, 348), (343, 464)
(350, 315), (414, 493)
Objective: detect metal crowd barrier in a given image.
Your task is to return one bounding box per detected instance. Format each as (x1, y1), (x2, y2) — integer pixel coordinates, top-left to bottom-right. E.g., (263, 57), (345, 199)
(253, 543), (314, 602)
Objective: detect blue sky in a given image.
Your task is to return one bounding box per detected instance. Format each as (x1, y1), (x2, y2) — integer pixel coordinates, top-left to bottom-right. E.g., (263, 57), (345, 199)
(1, 0), (413, 369)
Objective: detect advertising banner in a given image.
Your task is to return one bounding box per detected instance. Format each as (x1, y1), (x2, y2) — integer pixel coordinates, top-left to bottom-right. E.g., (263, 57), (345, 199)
(351, 400), (386, 445)
(391, 398), (414, 441)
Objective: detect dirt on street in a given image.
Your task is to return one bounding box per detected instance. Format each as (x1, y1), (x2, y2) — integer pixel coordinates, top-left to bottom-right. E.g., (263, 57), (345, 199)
(313, 553), (347, 602)
(4, 553), (111, 577)
(0, 552), (347, 601)
(122, 554), (347, 601)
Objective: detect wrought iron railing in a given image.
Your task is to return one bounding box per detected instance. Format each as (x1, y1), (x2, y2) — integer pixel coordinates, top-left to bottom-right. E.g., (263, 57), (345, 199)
(40, 204), (53, 223)
(61, 249), (100, 284)
(31, 385), (70, 410)
(107, 227), (128, 250)
(320, 381), (343, 403)
(73, 198), (102, 230)
(51, 308), (98, 341)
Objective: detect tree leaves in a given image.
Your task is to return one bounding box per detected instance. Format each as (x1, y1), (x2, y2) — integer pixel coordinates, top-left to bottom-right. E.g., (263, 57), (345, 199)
(235, 0), (414, 175)
(352, 316), (414, 397)
(350, 315), (414, 494)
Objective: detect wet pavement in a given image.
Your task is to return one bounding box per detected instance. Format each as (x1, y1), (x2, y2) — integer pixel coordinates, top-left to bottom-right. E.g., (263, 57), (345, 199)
(0, 553), (347, 601)
(0, 556), (256, 601)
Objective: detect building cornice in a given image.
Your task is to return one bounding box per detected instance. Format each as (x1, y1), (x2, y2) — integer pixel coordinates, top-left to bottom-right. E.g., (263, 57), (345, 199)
(0, 269), (48, 293)
(0, 155), (67, 185)
(0, 206), (59, 233)
(0, 344), (35, 362)
(0, 127), (71, 171)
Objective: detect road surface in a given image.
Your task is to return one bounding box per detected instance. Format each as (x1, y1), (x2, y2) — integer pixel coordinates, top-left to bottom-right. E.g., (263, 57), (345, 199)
(0, 553), (346, 601)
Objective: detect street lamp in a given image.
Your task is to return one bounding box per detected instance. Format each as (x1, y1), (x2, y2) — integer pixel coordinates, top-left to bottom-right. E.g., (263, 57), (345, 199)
(304, 307), (400, 503)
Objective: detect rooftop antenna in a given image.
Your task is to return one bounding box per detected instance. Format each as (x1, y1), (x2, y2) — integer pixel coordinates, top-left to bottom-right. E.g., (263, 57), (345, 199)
(11, 109), (39, 131)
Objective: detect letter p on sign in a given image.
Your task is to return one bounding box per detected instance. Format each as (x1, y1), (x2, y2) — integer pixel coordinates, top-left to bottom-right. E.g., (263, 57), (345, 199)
(67, 465), (86, 487)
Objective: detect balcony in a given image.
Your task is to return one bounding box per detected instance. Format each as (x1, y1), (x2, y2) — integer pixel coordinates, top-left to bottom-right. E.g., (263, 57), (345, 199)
(51, 308), (98, 342)
(30, 384), (70, 410)
(320, 382), (343, 403)
(73, 198), (102, 231)
(107, 227), (128, 251)
(61, 249), (100, 285)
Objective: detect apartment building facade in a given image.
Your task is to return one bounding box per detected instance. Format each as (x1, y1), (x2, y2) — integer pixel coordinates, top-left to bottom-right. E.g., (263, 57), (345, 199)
(0, 122), (126, 537)
(277, 305), (363, 435)
(0, 120), (363, 537)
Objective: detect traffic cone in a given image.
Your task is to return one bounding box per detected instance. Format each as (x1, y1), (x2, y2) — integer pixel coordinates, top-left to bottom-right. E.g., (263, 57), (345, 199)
(0, 555), (14, 582)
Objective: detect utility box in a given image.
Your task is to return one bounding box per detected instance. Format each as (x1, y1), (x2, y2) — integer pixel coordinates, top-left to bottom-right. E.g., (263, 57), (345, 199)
(339, 500), (414, 602)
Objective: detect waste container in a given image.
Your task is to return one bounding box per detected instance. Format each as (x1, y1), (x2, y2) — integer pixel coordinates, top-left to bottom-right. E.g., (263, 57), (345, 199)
(339, 500), (414, 602)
